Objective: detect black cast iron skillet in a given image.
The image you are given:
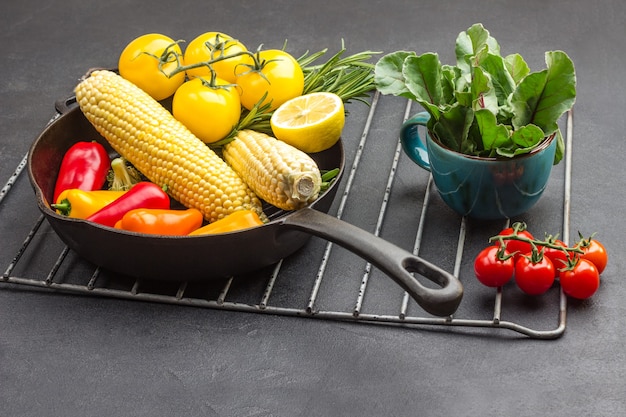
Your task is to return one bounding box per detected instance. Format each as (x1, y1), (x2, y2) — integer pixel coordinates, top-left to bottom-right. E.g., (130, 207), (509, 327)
(27, 98), (463, 317)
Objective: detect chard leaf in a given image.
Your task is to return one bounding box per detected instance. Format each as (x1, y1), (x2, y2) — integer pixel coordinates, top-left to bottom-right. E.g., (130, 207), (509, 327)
(454, 71), (473, 106)
(470, 45), (490, 70)
(475, 109), (511, 154)
(471, 67), (498, 114)
(495, 146), (525, 158)
(511, 51), (576, 134)
(510, 124), (545, 148)
(511, 70), (548, 129)
(504, 53), (530, 84)
(553, 128), (564, 165)
(497, 143), (542, 158)
(441, 65), (460, 103)
(432, 105), (474, 152)
(402, 53), (446, 118)
(403, 53), (445, 104)
(455, 71), (472, 91)
(455, 23), (500, 72)
(455, 90), (473, 107)
(480, 53), (516, 106)
(496, 98), (515, 125)
(374, 51), (417, 99)
(500, 127), (564, 162)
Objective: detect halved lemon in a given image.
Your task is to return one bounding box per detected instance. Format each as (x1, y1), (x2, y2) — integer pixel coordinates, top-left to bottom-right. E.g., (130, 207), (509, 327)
(270, 92), (345, 153)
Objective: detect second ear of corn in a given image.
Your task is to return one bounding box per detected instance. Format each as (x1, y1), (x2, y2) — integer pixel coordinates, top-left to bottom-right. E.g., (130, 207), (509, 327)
(223, 130), (321, 211)
(74, 69), (324, 222)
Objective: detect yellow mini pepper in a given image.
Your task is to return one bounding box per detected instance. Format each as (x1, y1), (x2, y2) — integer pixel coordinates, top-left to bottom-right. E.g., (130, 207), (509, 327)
(52, 189), (126, 219)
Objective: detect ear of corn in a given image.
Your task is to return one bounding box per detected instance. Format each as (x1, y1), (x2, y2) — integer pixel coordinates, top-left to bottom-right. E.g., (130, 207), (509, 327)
(222, 129), (322, 211)
(74, 70), (264, 223)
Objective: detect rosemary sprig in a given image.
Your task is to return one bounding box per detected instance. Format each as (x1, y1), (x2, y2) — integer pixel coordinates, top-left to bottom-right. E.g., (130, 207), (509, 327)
(230, 43), (381, 136)
(299, 42), (380, 104)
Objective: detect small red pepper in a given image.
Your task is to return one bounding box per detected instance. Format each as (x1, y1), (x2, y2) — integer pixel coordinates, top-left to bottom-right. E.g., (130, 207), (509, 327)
(53, 141), (110, 203)
(86, 182), (170, 227)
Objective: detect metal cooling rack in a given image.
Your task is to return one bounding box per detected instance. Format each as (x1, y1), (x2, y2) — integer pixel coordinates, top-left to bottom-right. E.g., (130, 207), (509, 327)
(0, 93), (574, 339)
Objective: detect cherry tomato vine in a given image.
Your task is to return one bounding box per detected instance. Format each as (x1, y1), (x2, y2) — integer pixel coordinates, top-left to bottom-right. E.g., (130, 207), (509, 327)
(473, 222), (607, 300)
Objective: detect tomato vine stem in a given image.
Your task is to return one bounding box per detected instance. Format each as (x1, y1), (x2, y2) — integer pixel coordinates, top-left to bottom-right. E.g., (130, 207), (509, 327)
(150, 40), (381, 143)
(489, 221), (584, 263)
(168, 50), (258, 77)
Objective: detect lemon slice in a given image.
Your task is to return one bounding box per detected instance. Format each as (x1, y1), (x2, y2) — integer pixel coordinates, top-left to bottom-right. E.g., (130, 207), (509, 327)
(270, 92), (345, 153)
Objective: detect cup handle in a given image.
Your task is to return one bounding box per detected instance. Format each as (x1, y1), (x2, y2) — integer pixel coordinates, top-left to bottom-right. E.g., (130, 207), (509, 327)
(400, 111), (431, 171)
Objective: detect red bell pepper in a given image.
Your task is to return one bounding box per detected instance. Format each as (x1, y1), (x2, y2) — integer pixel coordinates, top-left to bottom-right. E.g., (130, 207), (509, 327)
(86, 182), (170, 227)
(53, 141), (110, 202)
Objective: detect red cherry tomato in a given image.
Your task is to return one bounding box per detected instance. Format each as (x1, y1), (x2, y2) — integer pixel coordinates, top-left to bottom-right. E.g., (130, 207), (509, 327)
(559, 258), (600, 300)
(497, 226), (534, 260)
(540, 239), (575, 277)
(578, 238), (608, 274)
(474, 245), (515, 287)
(514, 255), (555, 295)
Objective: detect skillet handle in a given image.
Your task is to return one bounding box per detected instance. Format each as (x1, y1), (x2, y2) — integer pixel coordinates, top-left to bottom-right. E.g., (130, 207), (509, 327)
(55, 68), (112, 114)
(55, 96), (78, 115)
(281, 208), (463, 317)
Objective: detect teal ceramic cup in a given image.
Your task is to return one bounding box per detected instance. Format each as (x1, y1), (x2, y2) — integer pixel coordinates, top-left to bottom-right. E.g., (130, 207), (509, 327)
(400, 112), (557, 220)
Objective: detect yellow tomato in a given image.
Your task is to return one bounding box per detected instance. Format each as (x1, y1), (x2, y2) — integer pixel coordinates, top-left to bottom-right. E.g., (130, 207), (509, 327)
(234, 49), (304, 111)
(172, 77), (241, 144)
(183, 32), (252, 83)
(118, 33), (185, 101)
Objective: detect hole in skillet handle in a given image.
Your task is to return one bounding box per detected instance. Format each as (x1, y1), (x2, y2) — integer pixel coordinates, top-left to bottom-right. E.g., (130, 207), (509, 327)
(54, 96), (78, 115)
(280, 208), (464, 317)
(55, 68), (115, 115)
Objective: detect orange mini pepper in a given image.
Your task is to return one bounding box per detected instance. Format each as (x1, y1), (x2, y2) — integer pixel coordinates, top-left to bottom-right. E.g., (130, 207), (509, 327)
(117, 207), (204, 236)
(188, 209), (264, 236)
(51, 189), (126, 219)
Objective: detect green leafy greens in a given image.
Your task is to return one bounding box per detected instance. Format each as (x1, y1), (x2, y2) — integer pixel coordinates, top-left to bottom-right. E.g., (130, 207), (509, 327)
(374, 23), (576, 163)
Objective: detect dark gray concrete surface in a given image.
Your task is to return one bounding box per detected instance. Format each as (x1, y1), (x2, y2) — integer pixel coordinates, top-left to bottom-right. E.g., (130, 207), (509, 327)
(1, 1), (625, 416)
